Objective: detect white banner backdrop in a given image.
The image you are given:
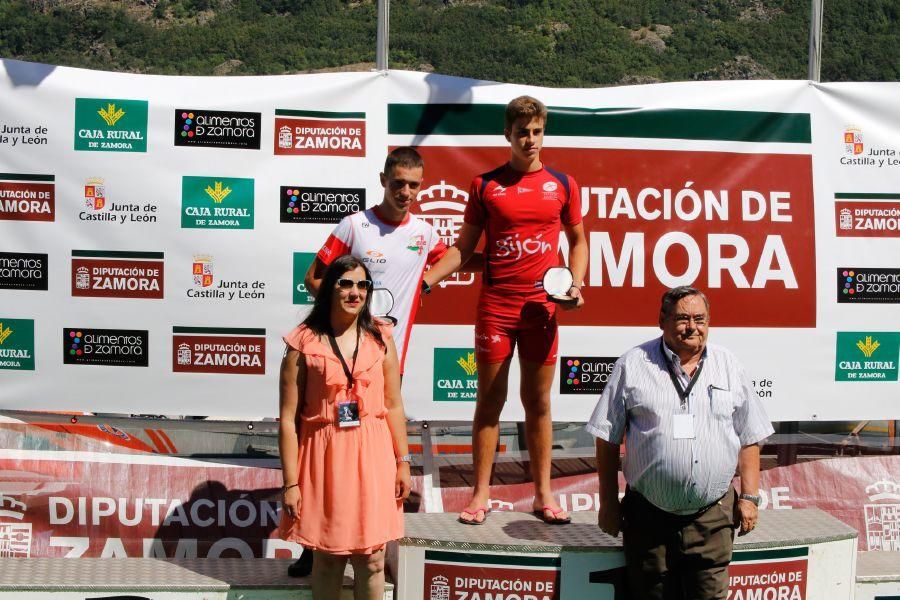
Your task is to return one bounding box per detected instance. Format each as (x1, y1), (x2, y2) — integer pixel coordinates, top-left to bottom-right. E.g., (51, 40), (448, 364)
(1, 59), (898, 420)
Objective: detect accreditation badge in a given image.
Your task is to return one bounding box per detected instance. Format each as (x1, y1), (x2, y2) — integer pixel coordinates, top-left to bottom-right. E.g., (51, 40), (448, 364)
(338, 400), (360, 428)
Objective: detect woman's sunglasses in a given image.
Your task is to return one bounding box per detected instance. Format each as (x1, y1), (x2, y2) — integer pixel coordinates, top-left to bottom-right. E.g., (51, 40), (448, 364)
(336, 278), (373, 291)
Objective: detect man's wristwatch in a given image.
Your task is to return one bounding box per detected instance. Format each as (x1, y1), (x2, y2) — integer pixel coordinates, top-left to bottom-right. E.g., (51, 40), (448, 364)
(739, 493), (761, 506)
(421, 280), (432, 295)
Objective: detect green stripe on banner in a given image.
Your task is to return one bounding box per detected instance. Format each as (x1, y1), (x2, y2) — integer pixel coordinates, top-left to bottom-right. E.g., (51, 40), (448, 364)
(0, 173), (55, 181)
(71, 250), (163, 259)
(172, 326), (266, 336)
(388, 104), (811, 143)
(835, 193), (900, 200)
(275, 109), (365, 119)
(732, 547), (809, 562)
(425, 550), (561, 568)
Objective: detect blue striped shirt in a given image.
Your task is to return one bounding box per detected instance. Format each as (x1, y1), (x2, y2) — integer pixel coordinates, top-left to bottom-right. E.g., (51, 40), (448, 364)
(585, 337), (774, 514)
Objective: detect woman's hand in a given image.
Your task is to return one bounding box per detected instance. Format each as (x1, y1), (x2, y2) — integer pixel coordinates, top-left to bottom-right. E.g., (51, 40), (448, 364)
(283, 486), (302, 519)
(395, 462), (411, 500)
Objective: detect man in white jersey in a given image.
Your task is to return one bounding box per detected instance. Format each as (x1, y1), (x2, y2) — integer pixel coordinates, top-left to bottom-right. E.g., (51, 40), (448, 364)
(305, 146), (448, 371)
(287, 147), (447, 577)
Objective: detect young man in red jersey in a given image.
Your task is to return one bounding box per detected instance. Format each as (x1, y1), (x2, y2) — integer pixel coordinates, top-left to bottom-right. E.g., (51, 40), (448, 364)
(424, 96), (588, 525)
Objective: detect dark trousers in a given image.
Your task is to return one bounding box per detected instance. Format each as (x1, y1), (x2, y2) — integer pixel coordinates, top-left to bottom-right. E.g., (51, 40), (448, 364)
(622, 487), (737, 600)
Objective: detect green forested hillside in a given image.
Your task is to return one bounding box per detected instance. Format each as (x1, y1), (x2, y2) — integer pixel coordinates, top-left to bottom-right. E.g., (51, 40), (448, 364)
(0, 0), (896, 85)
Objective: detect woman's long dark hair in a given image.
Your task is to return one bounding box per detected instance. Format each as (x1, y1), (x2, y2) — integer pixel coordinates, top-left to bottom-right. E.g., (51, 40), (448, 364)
(303, 255), (385, 349)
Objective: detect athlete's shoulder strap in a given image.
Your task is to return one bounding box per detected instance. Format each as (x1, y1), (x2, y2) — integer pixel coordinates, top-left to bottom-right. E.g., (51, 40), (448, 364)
(544, 166), (571, 199)
(479, 165), (508, 198)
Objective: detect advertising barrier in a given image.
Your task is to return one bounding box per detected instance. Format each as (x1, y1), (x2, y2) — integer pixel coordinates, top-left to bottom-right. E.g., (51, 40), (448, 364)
(1, 60), (899, 420)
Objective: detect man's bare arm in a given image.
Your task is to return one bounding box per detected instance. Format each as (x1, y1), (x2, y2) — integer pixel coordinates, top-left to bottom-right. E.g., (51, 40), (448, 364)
(423, 222), (483, 287)
(596, 438), (622, 536)
(736, 443), (761, 535)
(303, 257), (327, 298)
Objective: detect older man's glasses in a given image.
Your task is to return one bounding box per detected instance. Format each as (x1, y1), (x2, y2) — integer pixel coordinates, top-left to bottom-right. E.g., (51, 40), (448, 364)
(672, 313), (707, 326)
(336, 278), (373, 291)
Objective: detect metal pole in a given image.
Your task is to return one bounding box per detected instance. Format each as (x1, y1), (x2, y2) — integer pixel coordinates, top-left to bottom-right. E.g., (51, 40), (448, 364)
(376, 0), (389, 72)
(807, 0), (824, 81)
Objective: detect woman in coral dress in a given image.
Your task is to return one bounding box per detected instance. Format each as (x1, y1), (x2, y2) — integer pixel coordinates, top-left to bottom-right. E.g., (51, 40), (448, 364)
(278, 254), (410, 599)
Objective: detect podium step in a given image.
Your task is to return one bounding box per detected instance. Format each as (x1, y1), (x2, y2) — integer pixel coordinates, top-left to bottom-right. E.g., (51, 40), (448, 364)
(0, 558), (393, 599)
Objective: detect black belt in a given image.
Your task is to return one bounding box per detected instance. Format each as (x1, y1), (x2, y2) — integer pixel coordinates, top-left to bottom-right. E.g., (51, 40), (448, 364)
(625, 487), (729, 520)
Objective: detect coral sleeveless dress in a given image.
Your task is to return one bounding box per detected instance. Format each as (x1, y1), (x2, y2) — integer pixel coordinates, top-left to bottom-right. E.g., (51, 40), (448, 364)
(278, 323), (403, 554)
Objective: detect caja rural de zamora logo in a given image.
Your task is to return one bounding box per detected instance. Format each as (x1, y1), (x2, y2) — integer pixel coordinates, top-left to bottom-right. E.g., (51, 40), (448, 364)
(835, 332), (900, 381)
(0, 319), (35, 371)
(182, 176), (254, 229)
(74, 98), (148, 152)
(433, 348), (477, 401)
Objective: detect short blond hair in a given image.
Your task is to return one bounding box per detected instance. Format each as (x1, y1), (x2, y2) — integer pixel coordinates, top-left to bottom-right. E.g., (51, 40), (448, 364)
(504, 95), (548, 131)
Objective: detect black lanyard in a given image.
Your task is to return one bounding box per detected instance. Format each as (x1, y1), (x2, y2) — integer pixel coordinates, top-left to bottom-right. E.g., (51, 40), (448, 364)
(327, 325), (360, 390)
(661, 340), (704, 409)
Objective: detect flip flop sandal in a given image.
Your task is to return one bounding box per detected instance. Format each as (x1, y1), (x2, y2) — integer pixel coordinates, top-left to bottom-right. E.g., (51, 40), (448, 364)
(457, 507), (490, 526)
(533, 505), (572, 525)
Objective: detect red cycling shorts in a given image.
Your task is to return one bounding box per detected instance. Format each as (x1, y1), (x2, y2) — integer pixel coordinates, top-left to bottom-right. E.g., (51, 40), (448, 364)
(475, 289), (558, 365)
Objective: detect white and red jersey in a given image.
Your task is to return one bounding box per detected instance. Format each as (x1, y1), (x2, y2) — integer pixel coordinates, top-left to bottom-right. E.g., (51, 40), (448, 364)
(464, 164), (582, 292)
(317, 206), (447, 371)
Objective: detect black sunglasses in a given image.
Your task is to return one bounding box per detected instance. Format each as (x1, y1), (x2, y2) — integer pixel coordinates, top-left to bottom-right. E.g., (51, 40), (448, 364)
(336, 278), (373, 291)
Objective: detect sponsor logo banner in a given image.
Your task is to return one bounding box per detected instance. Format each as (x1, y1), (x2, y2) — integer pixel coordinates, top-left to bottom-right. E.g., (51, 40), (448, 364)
(74, 98), (148, 152)
(71, 250), (164, 299)
(839, 125), (900, 168)
(274, 109), (365, 156)
(0, 122), (49, 148)
(63, 328), (149, 367)
(172, 327), (266, 374)
(174, 108), (261, 150)
(835, 193), (900, 237)
(433, 348), (477, 401)
(280, 186), (363, 224)
(78, 177), (159, 225)
(835, 332), (900, 381)
(559, 356), (617, 394)
(292, 252), (316, 305)
(184, 254), (266, 302)
(0, 173), (55, 221)
(0, 318), (35, 370)
(182, 176), (254, 229)
(837, 268), (900, 304)
(424, 551), (560, 600)
(409, 146), (816, 327)
(0, 252), (48, 291)
(727, 549), (808, 600)
(0, 452), (300, 558)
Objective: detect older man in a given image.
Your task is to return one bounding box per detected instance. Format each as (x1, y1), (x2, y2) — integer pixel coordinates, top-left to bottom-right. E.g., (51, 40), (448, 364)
(587, 286), (773, 600)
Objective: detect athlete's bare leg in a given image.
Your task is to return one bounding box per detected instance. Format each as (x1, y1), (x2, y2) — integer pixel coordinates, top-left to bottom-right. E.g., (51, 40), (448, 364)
(520, 359), (568, 520)
(458, 356), (512, 523)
